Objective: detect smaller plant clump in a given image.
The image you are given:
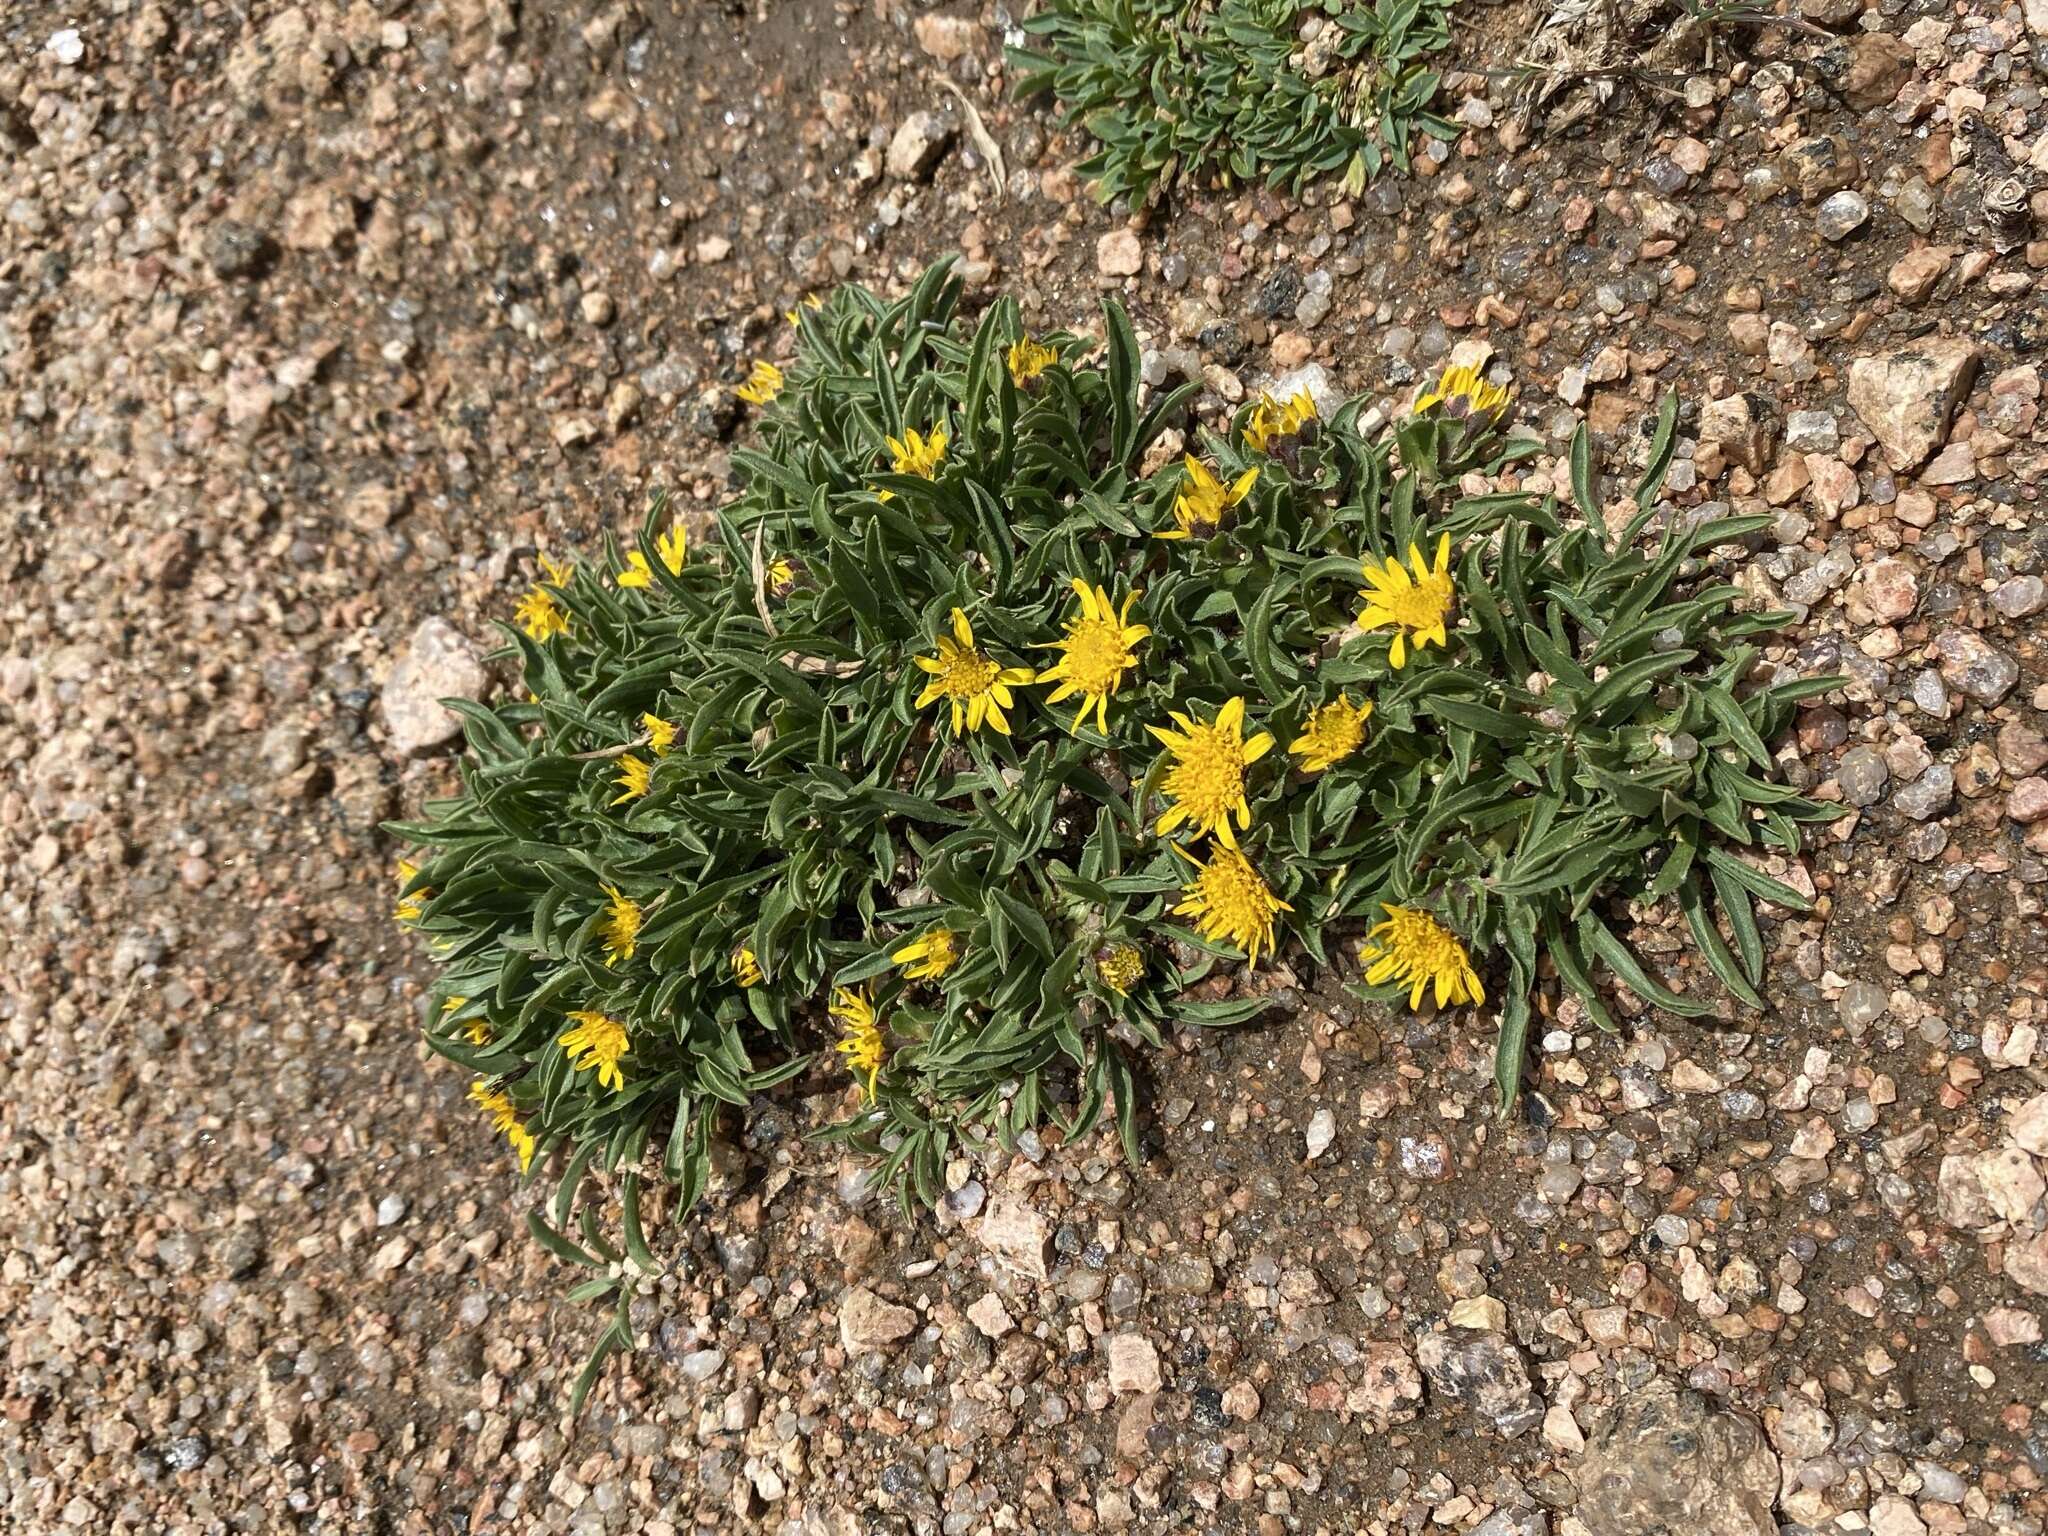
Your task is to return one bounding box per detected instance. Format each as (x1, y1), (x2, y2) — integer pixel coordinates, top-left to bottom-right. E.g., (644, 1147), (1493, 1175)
(1010, 0), (1459, 203)
(390, 262), (1837, 1408)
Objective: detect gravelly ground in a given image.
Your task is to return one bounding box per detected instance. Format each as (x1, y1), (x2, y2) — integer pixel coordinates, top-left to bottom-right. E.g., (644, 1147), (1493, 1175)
(4, 2), (2048, 1533)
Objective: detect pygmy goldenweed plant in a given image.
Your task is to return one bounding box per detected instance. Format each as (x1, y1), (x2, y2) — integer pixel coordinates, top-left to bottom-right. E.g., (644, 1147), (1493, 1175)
(390, 261), (1836, 1407)
(1010, 0), (1459, 203)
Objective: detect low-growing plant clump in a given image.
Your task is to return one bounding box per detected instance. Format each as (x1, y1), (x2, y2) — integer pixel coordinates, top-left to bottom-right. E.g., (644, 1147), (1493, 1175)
(1009, 0), (1459, 203)
(390, 262), (1837, 1407)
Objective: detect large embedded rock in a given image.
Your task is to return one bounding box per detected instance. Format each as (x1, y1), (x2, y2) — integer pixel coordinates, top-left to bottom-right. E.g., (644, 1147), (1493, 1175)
(1415, 1326), (1543, 1438)
(1574, 1378), (1779, 1536)
(1847, 338), (1981, 470)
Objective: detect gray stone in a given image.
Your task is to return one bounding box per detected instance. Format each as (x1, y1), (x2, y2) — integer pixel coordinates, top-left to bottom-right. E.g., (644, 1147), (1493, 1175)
(1893, 764), (1954, 821)
(1784, 409), (1839, 453)
(1847, 338), (1982, 470)
(1993, 575), (2046, 620)
(1932, 630), (2019, 704)
(1262, 362), (1342, 420)
(1416, 1327), (1543, 1437)
(1838, 745), (1889, 806)
(1839, 980), (1890, 1030)
(380, 618), (486, 757)
(1817, 190), (1869, 242)
(1573, 1378), (1779, 1536)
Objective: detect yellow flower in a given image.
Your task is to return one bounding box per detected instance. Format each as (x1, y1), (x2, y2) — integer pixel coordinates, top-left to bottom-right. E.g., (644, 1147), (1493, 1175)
(1413, 363), (1510, 423)
(829, 986), (886, 1101)
(1288, 695), (1373, 774)
(1360, 905), (1486, 1010)
(732, 945), (764, 988)
(736, 360), (784, 405)
(886, 425), (948, 479)
(640, 712), (677, 756)
(1358, 534), (1456, 670)
(1095, 942), (1145, 997)
(1160, 455), (1258, 540)
(891, 928), (960, 982)
(1007, 337), (1058, 386)
(394, 859), (428, 924)
(538, 554), (573, 588)
(766, 555), (799, 597)
(560, 1010), (630, 1092)
(1243, 389), (1318, 453)
(611, 754), (653, 804)
(912, 608), (1035, 735)
(514, 583), (570, 642)
(1148, 697), (1275, 850)
(443, 995), (491, 1045)
(787, 294), (823, 324)
(599, 883), (642, 966)
(469, 1081), (536, 1172)
(616, 529), (684, 589)
(1038, 580), (1149, 734)
(1174, 846), (1291, 967)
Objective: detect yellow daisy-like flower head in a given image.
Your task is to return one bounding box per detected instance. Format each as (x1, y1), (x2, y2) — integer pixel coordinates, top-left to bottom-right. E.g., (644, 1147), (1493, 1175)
(469, 1081), (537, 1172)
(732, 945), (764, 988)
(1038, 579), (1149, 734)
(829, 986), (886, 1101)
(1007, 337), (1058, 387)
(1288, 695), (1374, 775)
(514, 583), (570, 642)
(611, 754), (653, 805)
(560, 1010), (630, 1092)
(1413, 363), (1510, 424)
(891, 927), (960, 983)
(1095, 942), (1145, 997)
(913, 607), (1035, 736)
(766, 555), (801, 598)
(1174, 846), (1292, 967)
(394, 859), (427, 924)
(1160, 455), (1258, 540)
(599, 883), (642, 967)
(640, 712), (677, 756)
(1359, 534), (1456, 670)
(616, 551), (655, 589)
(655, 525), (687, 576)
(886, 425), (948, 479)
(1242, 389), (1319, 454)
(1148, 697), (1275, 850)
(736, 360), (784, 406)
(1360, 904), (1486, 1010)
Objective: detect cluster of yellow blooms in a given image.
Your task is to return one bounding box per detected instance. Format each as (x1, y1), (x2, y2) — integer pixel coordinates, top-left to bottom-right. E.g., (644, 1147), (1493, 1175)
(437, 361), (1501, 1143)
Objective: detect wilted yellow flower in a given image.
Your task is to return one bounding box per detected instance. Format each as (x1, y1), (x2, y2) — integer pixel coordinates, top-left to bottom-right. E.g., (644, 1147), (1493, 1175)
(1174, 846), (1291, 967)
(829, 986), (886, 1100)
(1358, 534), (1456, 670)
(394, 859), (428, 924)
(1413, 363), (1509, 422)
(1360, 905), (1485, 1009)
(732, 945), (763, 988)
(560, 1010), (630, 1092)
(469, 1081), (536, 1172)
(1095, 942), (1145, 997)
(736, 360), (784, 405)
(913, 608), (1034, 736)
(1007, 337), (1058, 386)
(599, 884), (642, 966)
(1038, 579), (1148, 734)
(1149, 697), (1274, 850)
(891, 928), (959, 982)
(1242, 389), (1318, 453)
(886, 425), (948, 479)
(1288, 695), (1373, 774)
(641, 712), (677, 756)
(1160, 455), (1257, 540)
(611, 754), (653, 804)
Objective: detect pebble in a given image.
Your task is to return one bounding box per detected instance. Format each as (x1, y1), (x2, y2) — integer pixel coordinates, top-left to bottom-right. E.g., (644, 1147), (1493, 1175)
(1816, 190), (1869, 241)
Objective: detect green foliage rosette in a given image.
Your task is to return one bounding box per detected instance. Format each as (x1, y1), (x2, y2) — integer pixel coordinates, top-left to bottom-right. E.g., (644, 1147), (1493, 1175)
(389, 261), (1837, 1407)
